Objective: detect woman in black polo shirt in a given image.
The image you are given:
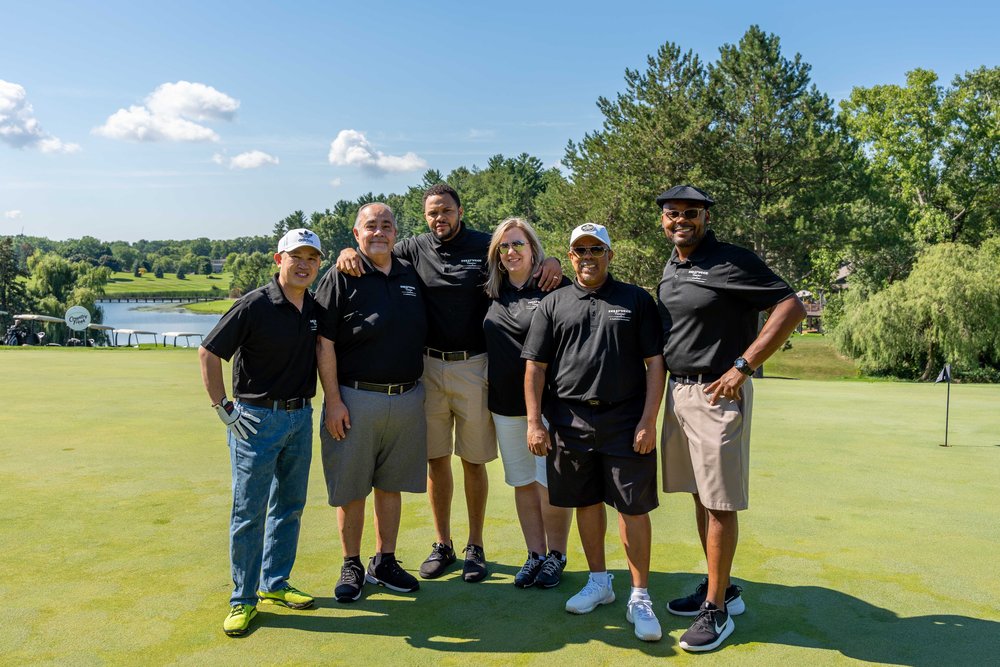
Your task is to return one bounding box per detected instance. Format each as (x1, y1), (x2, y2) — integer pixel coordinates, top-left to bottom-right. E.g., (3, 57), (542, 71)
(483, 217), (573, 590)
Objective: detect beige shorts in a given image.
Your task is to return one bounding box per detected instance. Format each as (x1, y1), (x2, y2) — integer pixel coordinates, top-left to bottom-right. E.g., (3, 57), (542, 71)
(661, 377), (753, 511)
(423, 353), (497, 464)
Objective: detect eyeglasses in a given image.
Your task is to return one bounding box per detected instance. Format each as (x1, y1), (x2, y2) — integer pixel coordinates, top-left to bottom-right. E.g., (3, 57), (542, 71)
(570, 245), (608, 258)
(662, 208), (704, 221)
(498, 240), (527, 254)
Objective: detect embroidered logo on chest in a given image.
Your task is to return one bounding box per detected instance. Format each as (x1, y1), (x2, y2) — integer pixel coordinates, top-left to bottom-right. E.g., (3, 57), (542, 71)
(400, 285), (418, 297)
(686, 269), (709, 284)
(607, 308), (632, 322)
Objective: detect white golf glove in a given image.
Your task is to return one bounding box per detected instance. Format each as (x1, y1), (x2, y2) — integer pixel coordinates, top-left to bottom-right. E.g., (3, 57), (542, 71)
(214, 397), (261, 440)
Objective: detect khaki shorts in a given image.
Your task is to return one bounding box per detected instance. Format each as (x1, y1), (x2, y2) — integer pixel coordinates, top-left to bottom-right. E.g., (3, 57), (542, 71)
(661, 377), (753, 511)
(423, 353), (497, 464)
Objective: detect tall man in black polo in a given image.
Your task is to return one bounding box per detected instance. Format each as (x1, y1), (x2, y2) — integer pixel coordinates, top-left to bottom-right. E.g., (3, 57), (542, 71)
(337, 183), (562, 582)
(655, 185), (806, 652)
(523, 223), (666, 643)
(199, 228), (322, 637)
(316, 203), (428, 603)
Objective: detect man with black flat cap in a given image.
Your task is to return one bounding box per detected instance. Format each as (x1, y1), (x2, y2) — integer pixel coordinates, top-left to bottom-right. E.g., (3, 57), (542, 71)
(655, 184), (805, 652)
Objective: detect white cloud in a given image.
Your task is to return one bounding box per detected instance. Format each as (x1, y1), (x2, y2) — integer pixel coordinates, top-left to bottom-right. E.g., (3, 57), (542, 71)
(211, 153), (226, 165)
(329, 177), (342, 188)
(328, 129), (427, 175)
(228, 150), (278, 170)
(94, 81), (239, 142)
(0, 80), (81, 153)
(3, 209), (22, 219)
(467, 128), (496, 140)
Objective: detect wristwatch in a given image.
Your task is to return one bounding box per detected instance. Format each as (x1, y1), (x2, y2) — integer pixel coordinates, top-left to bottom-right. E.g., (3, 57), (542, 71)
(734, 357), (754, 376)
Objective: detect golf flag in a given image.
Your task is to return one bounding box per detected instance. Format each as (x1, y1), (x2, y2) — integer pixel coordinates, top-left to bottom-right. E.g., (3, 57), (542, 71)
(936, 363), (952, 447)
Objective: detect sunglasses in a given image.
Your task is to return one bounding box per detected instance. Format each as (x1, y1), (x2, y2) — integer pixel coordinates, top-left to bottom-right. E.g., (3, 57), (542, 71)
(498, 240), (527, 254)
(570, 245), (608, 258)
(662, 208), (704, 220)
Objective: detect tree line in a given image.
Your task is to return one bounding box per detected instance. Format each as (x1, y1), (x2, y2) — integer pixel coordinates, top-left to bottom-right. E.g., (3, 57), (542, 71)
(3, 26), (998, 378)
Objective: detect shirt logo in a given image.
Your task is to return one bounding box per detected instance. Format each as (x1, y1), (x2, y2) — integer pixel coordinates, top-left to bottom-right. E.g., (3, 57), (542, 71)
(309, 319), (318, 332)
(400, 284), (418, 297)
(460, 258), (482, 267)
(525, 298), (541, 311)
(686, 269), (709, 284)
(607, 308), (632, 322)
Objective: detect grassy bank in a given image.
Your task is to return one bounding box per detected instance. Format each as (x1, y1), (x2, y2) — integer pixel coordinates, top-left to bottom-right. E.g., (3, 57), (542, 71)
(104, 271), (233, 297)
(1, 348), (997, 665)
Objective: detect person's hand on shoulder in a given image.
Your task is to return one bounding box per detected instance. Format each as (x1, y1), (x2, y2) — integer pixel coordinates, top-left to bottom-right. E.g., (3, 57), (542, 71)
(535, 257), (563, 291)
(336, 248), (364, 277)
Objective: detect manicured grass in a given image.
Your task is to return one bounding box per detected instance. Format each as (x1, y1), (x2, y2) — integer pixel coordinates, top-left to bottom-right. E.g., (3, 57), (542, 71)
(104, 271), (233, 296)
(183, 299), (235, 314)
(765, 333), (860, 381)
(2, 348), (997, 665)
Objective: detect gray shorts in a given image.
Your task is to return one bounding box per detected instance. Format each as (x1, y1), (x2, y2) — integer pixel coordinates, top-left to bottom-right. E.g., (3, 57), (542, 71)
(320, 383), (428, 506)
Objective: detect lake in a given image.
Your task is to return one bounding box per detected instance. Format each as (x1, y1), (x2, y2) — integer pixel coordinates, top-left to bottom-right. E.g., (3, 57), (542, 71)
(97, 300), (223, 344)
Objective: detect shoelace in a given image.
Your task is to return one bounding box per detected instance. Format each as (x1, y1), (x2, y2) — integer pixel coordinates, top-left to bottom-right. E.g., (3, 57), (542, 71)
(340, 562), (363, 583)
(282, 585), (305, 597)
(428, 543), (451, 561)
(228, 604), (249, 617)
(517, 558), (542, 576)
(630, 597), (656, 621)
(578, 577), (607, 597)
(463, 545), (484, 563)
(539, 556), (564, 577)
(691, 606), (722, 632)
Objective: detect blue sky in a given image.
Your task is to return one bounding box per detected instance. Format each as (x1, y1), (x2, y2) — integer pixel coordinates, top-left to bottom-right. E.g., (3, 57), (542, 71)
(2, 0), (998, 242)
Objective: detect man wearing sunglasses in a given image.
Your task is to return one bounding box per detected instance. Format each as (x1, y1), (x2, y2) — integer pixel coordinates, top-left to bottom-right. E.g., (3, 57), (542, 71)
(522, 223), (666, 643)
(655, 184), (805, 652)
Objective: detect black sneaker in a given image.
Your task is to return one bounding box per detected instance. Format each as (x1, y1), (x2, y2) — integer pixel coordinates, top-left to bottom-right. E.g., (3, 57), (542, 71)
(335, 559), (365, 603)
(679, 601), (734, 652)
(462, 544), (488, 583)
(366, 554), (419, 592)
(533, 550), (567, 588)
(513, 552), (544, 588)
(418, 541), (456, 579)
(667, 577), (745, 616)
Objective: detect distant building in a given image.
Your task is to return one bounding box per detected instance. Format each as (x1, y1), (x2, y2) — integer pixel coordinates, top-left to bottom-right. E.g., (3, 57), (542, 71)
(210, 259), (226, 274)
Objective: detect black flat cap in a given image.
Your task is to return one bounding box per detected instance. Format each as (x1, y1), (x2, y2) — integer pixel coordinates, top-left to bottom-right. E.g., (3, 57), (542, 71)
(655, 184), (715, 208)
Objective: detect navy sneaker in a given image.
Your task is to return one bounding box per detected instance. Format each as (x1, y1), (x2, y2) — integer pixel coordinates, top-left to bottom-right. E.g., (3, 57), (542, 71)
(418, 541), (456, 579)
(534, 550), (567, 588)
(366, 554), (419, 592)
(667, 577), (745, 616)
(513, 552), (544, 588)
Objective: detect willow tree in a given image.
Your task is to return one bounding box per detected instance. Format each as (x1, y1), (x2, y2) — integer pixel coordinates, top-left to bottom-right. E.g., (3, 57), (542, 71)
(832, 239), (1000, 380)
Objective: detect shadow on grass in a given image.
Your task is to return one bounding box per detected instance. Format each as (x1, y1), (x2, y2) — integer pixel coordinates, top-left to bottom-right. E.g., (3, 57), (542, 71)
(255, 570), (999, 663)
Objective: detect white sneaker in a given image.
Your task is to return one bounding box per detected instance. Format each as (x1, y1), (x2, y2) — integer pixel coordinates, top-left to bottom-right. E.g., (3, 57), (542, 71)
(627, 596), (662, 641)
(565, 573), (615, 614)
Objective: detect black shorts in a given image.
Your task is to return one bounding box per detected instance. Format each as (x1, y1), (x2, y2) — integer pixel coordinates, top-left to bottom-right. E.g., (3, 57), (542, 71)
(544, 398), (658, 515)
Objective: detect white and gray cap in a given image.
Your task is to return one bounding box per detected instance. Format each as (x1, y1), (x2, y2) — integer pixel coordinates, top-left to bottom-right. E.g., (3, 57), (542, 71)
(569, 222), (612, 249)
(277, 228), (324, 256)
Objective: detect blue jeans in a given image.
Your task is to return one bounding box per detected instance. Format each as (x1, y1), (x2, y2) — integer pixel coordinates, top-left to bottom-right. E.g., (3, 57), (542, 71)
(228, 402), (313, 606)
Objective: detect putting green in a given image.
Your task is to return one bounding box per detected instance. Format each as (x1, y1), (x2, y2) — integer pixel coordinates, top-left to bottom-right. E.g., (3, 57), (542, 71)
(1, 348), (997, 665)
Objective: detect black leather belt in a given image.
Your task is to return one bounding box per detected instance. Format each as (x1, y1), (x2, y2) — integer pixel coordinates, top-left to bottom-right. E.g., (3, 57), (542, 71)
(238, 397), (311, 411)
(424, 347), (479, 362)
(581, 398), (625, 408)
(670, 373), (723, 385)
(350, 380), (417, 395)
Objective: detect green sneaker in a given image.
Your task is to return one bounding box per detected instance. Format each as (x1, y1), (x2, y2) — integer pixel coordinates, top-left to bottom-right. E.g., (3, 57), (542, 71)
(223, 604), (257, 636)
(256, 584), (314, 609)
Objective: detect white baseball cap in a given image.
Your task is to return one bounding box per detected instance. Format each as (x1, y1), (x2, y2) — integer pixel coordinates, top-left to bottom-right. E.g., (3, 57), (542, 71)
(569, 222), (612, 249)
(277, 228), (324, 256)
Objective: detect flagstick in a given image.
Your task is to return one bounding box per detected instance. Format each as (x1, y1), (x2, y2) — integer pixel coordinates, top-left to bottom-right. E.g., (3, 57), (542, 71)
(940, 372), (951, 448)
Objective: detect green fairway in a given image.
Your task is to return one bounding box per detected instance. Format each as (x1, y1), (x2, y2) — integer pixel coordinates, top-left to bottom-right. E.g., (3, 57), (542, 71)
(2, 348), (997, 665)
(182, 299), (235, 314)
(104, 271), (233, 296)
(765, 334), (860, 381)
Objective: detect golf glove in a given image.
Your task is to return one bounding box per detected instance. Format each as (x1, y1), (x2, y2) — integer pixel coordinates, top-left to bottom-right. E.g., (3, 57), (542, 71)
(214, 397), (261, 440)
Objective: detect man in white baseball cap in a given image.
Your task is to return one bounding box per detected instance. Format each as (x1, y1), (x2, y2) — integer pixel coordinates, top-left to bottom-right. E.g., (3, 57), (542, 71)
(199, 227), (323, 636)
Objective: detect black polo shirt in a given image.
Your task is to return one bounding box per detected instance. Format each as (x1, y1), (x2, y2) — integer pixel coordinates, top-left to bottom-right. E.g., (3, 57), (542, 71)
(314, 253), (427, 384)
(521, 275), (662, 404)
(394, 222), (489, 353)
(658, 230), (794, 375)
(484, 275), (571, 416)
(202, 275), (320, 400)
